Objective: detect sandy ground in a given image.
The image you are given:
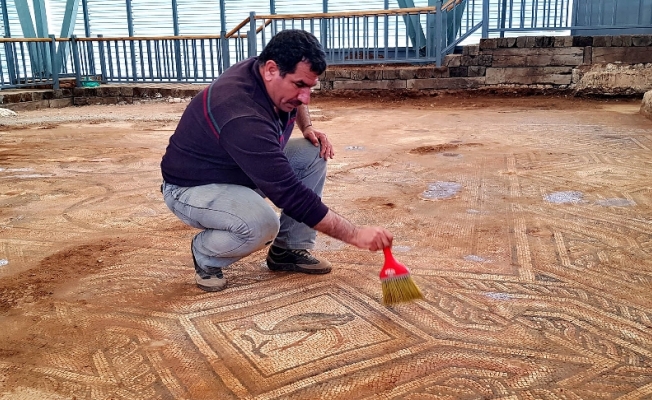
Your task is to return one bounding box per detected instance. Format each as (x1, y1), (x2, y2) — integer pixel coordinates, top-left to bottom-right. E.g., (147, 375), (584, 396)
(0, 94), (651, 399)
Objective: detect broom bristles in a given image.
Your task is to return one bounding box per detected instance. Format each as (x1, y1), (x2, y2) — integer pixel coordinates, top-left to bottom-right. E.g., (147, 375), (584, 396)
(381, 275), (423, 305)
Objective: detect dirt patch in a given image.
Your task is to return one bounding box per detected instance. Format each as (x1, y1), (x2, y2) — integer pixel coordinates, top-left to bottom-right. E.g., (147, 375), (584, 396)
(0, 238), (129, 312)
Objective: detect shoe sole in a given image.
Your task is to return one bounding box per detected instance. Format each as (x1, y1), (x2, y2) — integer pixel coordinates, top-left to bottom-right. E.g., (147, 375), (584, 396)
(196, 281), (227, 292)
(266, 258), (332, 274)
(192, 246), (227, 291)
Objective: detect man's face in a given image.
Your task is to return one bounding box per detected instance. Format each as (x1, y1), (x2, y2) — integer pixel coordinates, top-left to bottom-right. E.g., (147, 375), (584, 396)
(261, 60), (319, 113)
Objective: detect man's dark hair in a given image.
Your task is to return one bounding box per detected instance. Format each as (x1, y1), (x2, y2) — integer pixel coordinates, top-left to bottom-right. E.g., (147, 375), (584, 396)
(258, 30), (327, 76)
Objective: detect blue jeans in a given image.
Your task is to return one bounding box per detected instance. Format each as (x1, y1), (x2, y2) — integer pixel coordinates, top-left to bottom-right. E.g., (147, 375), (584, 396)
(162, 138), (327, 273)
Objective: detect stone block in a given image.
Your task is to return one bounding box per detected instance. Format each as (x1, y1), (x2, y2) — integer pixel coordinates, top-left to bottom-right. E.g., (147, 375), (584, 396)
(132, 87), (154, 98)
(351, 69), (383, 80)
(319, 81), (333, 90)
(73, 87), (97, 97)
(324, 69), (352, 80)
(534, 36), (555, 48)
(584, 46), (593, 65)
(157, 88), (173, 97)
(554, 36), (574, 47)
(460, 55), (477, 66)
(525, 36), (537, 48)
(98, 97), (119, 105)
(516, 37), (528, 48)
(119, 86), (134, 97)
(573, 36), (593, 47)
(449, 66), (468, 77)
(414, 67), (435, 79)
(486, 67), (573, 85)
(433, 66), (450, 78)
(611, 35), (633, 47)
(5, 100), (48, 111)
(463, 45), (480, 56)
(3, 93), (22, 104)
(444, 54), (461, 67)
(496, 38), (510, 48)
(73, 97), (91, 106)
(30, 92), (44, 102)
(382, 69), (401, 80)
(632, 35), (652, 47)
(98, 86), (121, 97)
(399, 67), (435, 79)
(592, 47), (652, 64)
(48, 98), (74, 108)
(332, 79), (407, 90)
(479, 38), (498, 50)
(406, 77), (485, 90)
(592, 36), (612, 47)
(468, 66), (486, 77)
(491, 48), (584, 67)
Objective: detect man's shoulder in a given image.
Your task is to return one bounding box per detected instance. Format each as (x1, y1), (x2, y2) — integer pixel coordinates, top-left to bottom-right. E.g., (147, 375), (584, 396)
(206, 60), (273, 125)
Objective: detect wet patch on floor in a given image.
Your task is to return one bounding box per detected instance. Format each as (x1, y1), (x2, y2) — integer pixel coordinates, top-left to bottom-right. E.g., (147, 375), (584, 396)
(421, 181), (462, 200)
(543, 190), (584, 204)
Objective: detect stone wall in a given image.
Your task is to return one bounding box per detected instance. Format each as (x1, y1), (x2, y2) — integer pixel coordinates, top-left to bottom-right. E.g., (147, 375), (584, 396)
(316, 34), (652, 96)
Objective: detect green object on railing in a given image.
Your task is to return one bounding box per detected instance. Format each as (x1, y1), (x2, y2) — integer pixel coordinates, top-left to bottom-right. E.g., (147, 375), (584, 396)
(81, 77), (100, 88)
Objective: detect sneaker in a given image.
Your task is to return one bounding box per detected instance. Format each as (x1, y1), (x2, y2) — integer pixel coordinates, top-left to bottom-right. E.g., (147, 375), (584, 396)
(266, 245), (332, 274)
(192, 245), (227, 292)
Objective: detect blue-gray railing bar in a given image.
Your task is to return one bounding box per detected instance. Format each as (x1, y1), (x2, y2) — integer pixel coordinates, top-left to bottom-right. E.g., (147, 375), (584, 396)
(0, 37), (58, 88)
(239, 6), (465, 65)
(249, 12), (257, 58)
(49, 34), (58, 89)
(436, 1), (443, 66)
(71, 35), (81, 87)
(72, 35), (230, 84)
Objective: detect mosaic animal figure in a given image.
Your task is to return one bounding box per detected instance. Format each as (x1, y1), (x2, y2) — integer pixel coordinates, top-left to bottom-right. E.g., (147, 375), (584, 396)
(240, 312), (355, 357)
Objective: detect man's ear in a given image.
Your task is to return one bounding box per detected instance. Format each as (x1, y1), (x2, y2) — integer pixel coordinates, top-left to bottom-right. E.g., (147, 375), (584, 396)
(262, 60), (279, 82)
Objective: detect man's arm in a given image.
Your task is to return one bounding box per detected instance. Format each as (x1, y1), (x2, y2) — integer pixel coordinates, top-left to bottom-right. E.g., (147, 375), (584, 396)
(297, 105), (334, 160)
(314, 209), (393, 251)
(297, 104), (313, 132)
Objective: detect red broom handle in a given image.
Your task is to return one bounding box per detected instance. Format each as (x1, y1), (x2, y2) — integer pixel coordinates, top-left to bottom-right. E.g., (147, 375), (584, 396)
(380, 247), (410, 279)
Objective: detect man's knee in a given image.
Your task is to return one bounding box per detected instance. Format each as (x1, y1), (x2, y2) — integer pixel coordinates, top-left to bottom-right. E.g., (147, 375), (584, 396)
(239, 205), (280, 248)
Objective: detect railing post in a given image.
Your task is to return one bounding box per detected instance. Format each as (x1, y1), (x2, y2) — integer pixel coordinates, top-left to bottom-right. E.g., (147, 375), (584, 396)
(482, 0), (490, 38)
(98, 34), (107, 83)
(248, 12), (257, 57)
(321, 0), (329, 50)
(71, 35), (82, 87)
(436, 0), (443, 66)
(49, 34), (60, 90)
(175, 38), (183, 81)
(219, 0), (230, 69)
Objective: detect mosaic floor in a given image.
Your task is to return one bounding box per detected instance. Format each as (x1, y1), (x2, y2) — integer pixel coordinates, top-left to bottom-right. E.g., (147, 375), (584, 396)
(0, 96), (651, 399)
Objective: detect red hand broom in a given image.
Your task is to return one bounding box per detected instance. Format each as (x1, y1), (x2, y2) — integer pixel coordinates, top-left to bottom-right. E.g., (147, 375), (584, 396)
(380, 247), (423, 305)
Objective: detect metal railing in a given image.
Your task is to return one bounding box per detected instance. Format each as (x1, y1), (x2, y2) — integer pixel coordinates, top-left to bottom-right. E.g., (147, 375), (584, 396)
(0, 36), (61, 89)
(482, 0), (652, 37)
(232, 1), (474, 66)
(0, 0), (650, 91)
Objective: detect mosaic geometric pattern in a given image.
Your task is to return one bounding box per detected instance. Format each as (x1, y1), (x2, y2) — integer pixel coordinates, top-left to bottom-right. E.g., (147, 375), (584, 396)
(0, 98), (651, 399)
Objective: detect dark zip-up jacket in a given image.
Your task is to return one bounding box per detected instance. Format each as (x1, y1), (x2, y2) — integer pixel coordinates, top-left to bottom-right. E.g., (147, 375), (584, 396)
(160, 57), (328, 227)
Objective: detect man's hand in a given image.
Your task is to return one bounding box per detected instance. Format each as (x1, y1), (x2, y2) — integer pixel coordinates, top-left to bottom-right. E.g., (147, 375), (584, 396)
(314, 210), (393, 252)
(350, 226), (393, 251)
(303, 126), (334, 160)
